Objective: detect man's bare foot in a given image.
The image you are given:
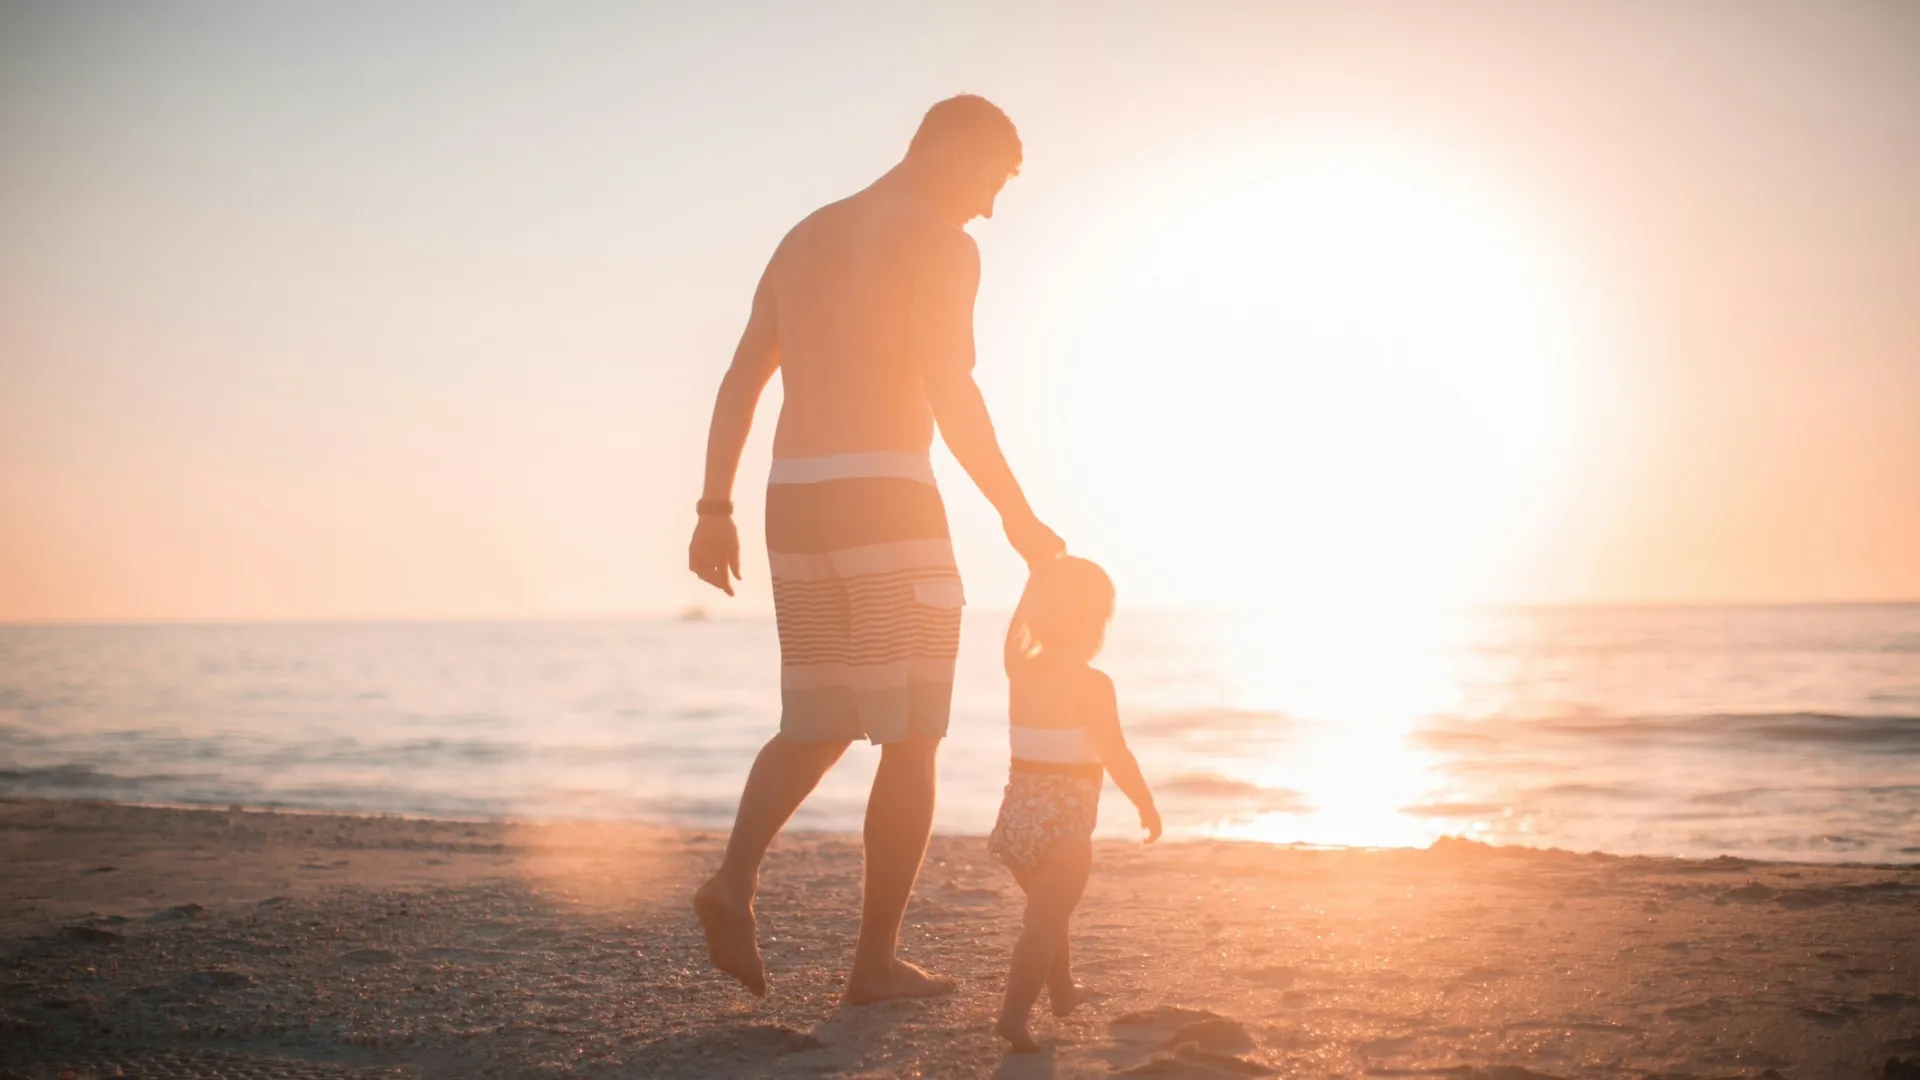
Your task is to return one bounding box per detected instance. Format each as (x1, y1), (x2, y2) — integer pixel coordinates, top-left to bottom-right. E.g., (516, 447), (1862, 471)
(692, 878), (766, 997)
(1047, 981), (1097, 1017)
(843, 958), (957, 1004)
(995, 1015), (1041, 1053)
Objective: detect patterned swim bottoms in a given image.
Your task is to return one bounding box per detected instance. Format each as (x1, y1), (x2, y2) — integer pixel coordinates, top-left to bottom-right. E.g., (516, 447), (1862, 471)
(767, 452), (964, 745)
(989, 765), (1102, 876)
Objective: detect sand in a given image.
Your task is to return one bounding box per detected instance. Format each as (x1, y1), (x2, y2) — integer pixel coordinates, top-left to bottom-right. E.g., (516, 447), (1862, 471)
(2, 797), (1917, 1080)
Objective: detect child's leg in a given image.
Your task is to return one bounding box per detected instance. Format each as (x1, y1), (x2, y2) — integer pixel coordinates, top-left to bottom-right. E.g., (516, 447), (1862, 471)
(997, 835), (1092, 1051)
(1046, 937), (1084, 1016)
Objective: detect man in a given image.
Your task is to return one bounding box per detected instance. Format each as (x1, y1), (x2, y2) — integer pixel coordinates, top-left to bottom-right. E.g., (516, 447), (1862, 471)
(686, 94), (1064, 1003)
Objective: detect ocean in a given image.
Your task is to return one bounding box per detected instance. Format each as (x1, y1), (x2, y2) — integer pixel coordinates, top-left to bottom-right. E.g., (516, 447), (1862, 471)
(2, 605), (1916, 863)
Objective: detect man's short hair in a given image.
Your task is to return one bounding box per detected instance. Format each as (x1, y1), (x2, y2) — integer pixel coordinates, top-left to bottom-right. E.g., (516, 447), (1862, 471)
(907, 94), (1023, 173)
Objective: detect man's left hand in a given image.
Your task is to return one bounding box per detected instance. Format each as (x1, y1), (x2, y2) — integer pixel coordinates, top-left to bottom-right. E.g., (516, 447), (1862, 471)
(1004, 511), (1066, 567)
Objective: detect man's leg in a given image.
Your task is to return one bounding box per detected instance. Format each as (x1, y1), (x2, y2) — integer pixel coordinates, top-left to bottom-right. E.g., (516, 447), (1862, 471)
(844, 729), (952, 1003)
(695, 733), (849, 996)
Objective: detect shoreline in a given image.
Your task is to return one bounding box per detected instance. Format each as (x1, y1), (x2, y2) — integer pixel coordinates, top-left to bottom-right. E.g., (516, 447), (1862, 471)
(4, 796), (1918, 1078)
(13, 794), (1918, 873)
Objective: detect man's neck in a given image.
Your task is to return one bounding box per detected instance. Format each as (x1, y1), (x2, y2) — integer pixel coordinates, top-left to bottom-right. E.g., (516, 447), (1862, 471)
(871, 161), (953, 223)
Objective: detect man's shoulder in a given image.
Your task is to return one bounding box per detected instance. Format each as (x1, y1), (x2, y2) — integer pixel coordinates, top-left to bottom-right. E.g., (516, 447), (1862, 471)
(772, 192), (975, 281)
(887, 198), (974, 254)
(846, 191), (978, 256)
(776, 200), (842, 252)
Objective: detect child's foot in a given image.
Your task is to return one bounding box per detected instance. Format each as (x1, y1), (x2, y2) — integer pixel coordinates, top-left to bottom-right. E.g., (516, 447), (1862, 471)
(995, 1015), (1041, 1053)
(1048, 981), (1097, 1017)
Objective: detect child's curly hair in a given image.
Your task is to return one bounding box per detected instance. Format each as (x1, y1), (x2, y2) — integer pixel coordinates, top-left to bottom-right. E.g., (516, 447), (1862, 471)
(1004, 556), (1116, 676)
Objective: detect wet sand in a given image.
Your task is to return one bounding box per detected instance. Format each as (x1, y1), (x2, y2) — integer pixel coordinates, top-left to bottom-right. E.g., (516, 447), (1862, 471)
(2, 797), (1917, 1079)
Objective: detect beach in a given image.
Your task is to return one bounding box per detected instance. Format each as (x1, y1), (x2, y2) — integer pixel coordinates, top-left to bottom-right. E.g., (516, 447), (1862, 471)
(2, 798), (1916, 1079)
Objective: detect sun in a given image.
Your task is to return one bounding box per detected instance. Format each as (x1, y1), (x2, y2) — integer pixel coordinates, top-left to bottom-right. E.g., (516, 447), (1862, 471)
(1041, 132), (1593, 847)
(1055, 132), (1587, 619)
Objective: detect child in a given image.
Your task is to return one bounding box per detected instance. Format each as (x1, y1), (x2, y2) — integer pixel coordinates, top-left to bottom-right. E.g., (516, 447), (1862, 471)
(990, 556), (1161, 1052)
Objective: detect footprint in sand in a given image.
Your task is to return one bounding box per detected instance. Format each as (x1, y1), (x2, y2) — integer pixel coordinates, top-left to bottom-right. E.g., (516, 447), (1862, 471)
(1118, 1043), (1274, 1076)
(150, 902), (206, 922)
(943, 886), (1004, 906)
(1111, 1005), (1229, 1039)
(1169, 1017), (1255, 1054)
(172, 969), (256, 991)
(1109, 1008), (1273, 1076)
(418, 946), (506, 965)
(641, 1023), (829, 1072)
(731, 1024), (825, 1055)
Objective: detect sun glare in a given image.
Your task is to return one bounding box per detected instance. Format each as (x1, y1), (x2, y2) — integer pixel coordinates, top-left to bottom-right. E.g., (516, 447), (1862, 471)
(1207, 606), (1466, 849)
(1055, 133), (1591, 847)
(1060, 133), (1586, 617)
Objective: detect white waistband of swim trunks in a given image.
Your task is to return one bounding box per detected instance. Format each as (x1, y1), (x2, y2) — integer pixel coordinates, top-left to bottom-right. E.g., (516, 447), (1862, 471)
(769, 452), (935, 486)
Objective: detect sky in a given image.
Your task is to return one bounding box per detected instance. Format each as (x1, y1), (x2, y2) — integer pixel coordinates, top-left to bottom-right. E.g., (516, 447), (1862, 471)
(2, 0), (1918, 623)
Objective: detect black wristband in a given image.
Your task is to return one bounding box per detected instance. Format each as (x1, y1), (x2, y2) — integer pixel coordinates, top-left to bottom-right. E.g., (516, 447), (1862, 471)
(696, 499), (733, 517)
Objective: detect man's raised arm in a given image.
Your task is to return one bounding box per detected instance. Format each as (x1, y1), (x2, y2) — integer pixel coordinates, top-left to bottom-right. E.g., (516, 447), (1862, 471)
(688, 266), (781, 595)
(914, 230), (1064, 566)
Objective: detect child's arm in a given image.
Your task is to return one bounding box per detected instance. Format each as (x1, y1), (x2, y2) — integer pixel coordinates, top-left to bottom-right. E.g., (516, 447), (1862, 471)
(1086, 670), (1162, 842)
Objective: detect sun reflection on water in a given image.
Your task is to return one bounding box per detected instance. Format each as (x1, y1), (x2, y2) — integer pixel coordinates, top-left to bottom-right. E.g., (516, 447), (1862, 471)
(1199, 605), (1483, 849)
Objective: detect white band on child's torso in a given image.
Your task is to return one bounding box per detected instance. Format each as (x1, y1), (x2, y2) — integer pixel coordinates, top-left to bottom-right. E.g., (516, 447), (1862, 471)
(1009, 725), (1099, 764)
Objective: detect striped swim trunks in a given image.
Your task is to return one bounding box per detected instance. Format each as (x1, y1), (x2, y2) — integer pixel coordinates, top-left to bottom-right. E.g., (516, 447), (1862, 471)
(766, 452), (964, 745)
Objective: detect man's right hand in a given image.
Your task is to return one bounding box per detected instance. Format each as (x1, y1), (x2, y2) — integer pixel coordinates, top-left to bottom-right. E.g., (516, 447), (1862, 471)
(689, 514), (742, 596)
(1003, 510), (1065, 567)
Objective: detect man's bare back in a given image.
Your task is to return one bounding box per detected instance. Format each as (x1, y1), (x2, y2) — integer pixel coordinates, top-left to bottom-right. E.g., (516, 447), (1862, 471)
(759, 189), (982, 460)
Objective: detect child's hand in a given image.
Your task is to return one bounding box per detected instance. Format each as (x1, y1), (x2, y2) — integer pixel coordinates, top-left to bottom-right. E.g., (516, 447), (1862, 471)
(1138, 801), (1162, 844)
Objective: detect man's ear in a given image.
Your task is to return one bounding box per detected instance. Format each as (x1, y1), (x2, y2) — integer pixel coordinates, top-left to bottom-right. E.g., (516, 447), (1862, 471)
(935, 143), (971, 175)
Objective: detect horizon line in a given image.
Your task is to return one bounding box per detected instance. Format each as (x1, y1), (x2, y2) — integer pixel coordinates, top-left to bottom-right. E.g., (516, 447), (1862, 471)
(4, 595), (1919, 630)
